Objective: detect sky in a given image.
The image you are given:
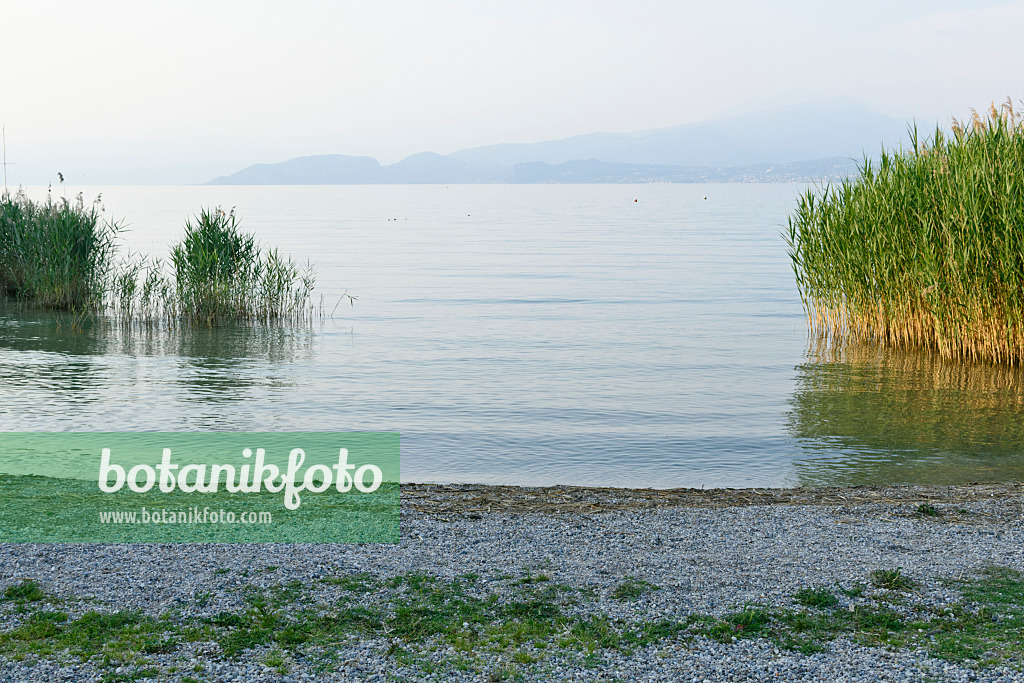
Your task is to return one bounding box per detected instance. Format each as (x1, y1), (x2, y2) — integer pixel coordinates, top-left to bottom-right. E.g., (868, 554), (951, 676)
(2, 0), (1023, 184)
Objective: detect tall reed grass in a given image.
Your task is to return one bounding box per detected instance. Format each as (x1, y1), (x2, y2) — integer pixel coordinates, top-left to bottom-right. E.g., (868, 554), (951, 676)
(0, 193), (316, 326)
(157, 207), (315, 325)
(787, 98), (1024, 365)
(0, 190), (119, 310)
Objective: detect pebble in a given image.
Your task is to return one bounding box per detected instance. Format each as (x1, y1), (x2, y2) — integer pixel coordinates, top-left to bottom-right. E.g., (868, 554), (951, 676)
(1, 498), (1022, 681)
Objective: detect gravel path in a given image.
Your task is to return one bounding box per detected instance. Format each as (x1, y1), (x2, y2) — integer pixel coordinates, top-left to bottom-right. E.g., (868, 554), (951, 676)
(1, 484), (1022, 682)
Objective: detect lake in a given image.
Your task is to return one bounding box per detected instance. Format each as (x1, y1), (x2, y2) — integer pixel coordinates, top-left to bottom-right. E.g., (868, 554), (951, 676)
(2, 183), (1022, 488)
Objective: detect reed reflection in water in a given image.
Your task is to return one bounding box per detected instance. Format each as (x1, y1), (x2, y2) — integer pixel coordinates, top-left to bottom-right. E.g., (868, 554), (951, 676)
(788, 339), (1024, 486)
(0, 301), (317, 431)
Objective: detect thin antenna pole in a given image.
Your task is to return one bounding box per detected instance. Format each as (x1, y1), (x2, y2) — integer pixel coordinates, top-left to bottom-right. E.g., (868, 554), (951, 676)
(0, 127), (13, 197)
(2, 126), (7, 196)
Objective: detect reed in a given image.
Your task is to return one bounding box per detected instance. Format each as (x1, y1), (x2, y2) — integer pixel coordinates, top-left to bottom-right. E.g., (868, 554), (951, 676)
(787, 98), (1024, 365)
(0, 194), (316, 326)
(0, 190), (119, 310)
(160, 207), (315, 325)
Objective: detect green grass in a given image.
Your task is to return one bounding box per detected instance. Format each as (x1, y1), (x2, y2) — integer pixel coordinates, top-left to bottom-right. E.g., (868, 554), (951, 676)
(321, 572), (377, 593)
(2, 567), (1022, 677)
(609, 577), (659, 601)
(793, 586), (840, 609)
(787, 98), (1024, 364)
(693, 567), (1024, 664)
(261, 647), (288, 674)
(869, 567), (918, 591)
(2, 580), (47, 604)
(702, 604), (772, 642)
(0, 608), (171, 663)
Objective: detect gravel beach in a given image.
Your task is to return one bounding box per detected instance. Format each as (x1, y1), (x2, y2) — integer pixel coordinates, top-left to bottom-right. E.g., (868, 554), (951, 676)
(1, 482), (1022, 682)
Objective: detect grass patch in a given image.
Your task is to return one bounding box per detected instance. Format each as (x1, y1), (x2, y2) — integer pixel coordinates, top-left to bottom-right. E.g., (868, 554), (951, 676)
(959, 566), (1024, 607)
(870, 567), (918, 592)
(2, 580), (47, 603)
(2, 566), (1022, 676)
(261, 647), (288, 674)
(610, 577), (659, 601)
(321, 572), (376, 593)
(0, 609), (171, 663)
(839, 582), (866, 598)
(515, 571), (551, 585)
(702, 604), (772, 642)
(793, 586), (839, 609)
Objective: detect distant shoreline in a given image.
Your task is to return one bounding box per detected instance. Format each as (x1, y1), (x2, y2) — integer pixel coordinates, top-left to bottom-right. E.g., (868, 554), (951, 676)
(207, 153), (860, 186)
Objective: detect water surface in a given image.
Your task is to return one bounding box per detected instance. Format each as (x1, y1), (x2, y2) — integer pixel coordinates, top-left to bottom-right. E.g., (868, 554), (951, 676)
(2, 184), (1022, 487)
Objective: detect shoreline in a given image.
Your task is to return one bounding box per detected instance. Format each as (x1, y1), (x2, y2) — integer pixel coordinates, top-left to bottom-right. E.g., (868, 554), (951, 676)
(402, 480), (1024, 516)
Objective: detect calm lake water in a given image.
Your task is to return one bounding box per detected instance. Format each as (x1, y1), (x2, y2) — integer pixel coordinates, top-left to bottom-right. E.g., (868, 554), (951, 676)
(2, 183), (1023, 488)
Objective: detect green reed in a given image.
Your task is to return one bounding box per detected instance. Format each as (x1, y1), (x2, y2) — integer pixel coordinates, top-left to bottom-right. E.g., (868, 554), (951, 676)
(114, 207), (316, 326)
(154, 207), (315, 325)
(0, 190), (119, 310)
(787, 98), (1024, 364)
(0, 194), (316, 326)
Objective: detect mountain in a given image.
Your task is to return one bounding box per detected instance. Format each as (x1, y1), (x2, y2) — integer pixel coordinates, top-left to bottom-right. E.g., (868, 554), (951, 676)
(384, 152), (507, 183)
(509, 157), (861, 183)
(208, 154), (386, 184)
(208, 151), (511, 185)
(207, 97), (913, 185)
(449, 97), (910, 168)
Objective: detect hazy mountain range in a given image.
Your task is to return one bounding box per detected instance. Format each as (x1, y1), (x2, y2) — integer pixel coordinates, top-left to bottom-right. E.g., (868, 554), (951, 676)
(209, 97), (917, 185)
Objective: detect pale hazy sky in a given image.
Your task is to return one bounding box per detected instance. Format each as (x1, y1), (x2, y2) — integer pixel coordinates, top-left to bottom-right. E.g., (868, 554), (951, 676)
(2, 0), (1023, 183)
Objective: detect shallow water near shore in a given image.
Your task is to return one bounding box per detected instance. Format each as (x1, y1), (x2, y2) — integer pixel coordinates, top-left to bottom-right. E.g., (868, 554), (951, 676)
(1, 183), (1023, 488)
